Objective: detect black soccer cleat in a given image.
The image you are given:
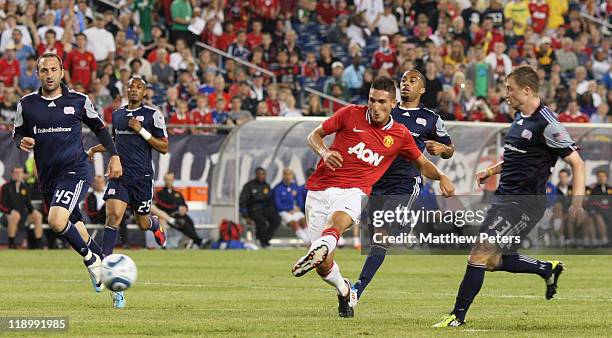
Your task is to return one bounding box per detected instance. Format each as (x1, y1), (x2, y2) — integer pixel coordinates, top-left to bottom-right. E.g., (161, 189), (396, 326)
(545, 261), (565, 300)
(337, 279), (357, 318)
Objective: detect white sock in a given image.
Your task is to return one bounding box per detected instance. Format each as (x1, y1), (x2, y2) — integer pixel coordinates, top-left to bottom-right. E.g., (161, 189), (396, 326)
(353, 236), (360, 247)
(310, 229), (339, 252)
(83, 250), (93, 261)
(553, 219), (562, 231)
(296, 228), (308, 243)
(319, 261), (348, 296)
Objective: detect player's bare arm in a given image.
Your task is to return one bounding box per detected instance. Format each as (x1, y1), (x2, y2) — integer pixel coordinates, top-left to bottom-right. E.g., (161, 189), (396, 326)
(307, 125), (343, 171)
(412, 154), (455, 197)
(476, 161), (504, 187)
(563, 151), (586, 225)
(128, 117), (169, 154)
(424, 140), (455, 159)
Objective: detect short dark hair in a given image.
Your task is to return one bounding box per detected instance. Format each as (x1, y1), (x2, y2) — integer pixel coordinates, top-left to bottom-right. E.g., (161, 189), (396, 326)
(45, 29), (56, 37)
(507, 65), (539, 93)
(37, 53), (63, 71)
(596, 169), (609, 176)
(559, 168), (571, 176)
(370, 76), (397, 97)
(255, 167), (265, 173)
(12, 166), (23, 172)
(76, 33), (87, 40)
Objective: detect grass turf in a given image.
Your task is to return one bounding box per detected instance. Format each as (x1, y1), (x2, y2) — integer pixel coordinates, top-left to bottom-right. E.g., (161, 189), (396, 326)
(0, 249), (611, 337)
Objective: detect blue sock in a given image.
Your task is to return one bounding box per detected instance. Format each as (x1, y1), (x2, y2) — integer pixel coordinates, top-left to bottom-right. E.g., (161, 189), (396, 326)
(452, 263), (486, 322)
(148, 216), (159, 232)
(355, 245), (387, 298)
(87, 237), (104, 259)
(498, 254), (552, 278)
(102, 226), (118, 256)
(58, 222), (90, 257)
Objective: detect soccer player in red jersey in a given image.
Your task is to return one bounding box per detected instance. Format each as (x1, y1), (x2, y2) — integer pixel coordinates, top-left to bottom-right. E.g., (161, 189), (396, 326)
(291, 76), (455, 317)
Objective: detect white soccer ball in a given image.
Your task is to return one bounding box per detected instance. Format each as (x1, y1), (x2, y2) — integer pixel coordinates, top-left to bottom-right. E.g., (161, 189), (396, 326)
(101, 254), (138, 291)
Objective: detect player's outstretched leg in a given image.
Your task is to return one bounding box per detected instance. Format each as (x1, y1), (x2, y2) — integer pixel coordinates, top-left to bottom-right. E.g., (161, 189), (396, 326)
(48, 206), (103, 291)
(355, 243), (388, 299)
(291, 228), (337, 277)
(433, 242), (498, 327)
(73, 220), (105, 292)
(496, 254), (563, 299)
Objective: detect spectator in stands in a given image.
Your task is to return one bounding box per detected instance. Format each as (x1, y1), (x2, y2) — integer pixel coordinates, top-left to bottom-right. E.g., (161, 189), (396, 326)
(372, 35), (397, 76)
(191, 94), (213, 132)
(280, 94), (302, 117)
(265, 83), (281, 116)
(303, 94), (326, 116)
(0, 14), (33, 51)
(356, 0), (384, 30)
(590, 103), (609, 123)
(591, 48), (610, 81)
(343, 55), (366, 97)
(485, 42), (512, 81)
(208, 75), (231, 110)
(246, 20), (263, 49)
(473, 17), (504, 55)
(12, 29), (34, 67)
(316, 0), (337, 25)
(64, 33), (96, 90)
(37, 29), (64, 60)
(272, 168), (310, 245)
(212, 96), (232, 125)
(586, 170), (610, 246)
(422, 61), (442, 109)
(228, 30), (250, 61)
(151, 48), (175, 87)
(170, 0), (194, 46)
(327, 15), (349, 46)
(461, 0), (482, 29)
(504, 0), (529, 37)
(323, 61), (348, 99)
(466, 45), (494, 99)
(228, 96), (254, 126)
(317, 44), (339, 77)
(346, 13), (368, 48)
(0, 43), (20, 93)
(239, 167), (281, 248)
(256, 101), (270, 116)
(37, 10), (64, 41)
(536, 37), (555, 74)
(558, 99), (589, 123)
(84, 175), (108, 225)
(168, 99), (193, 135)
(0, 166), (43, 249)
(374, 3), (399, 36)
(280, 30), (301, 59)
(18, 55), (39, 93)
(84, 13), (115, 64)
(555, 37), (579, 75)
(153, 172), (209, 248)
(444, 40), (467, 67)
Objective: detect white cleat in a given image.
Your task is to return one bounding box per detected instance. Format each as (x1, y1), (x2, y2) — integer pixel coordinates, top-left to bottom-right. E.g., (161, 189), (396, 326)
(85, 253), (104, 293)
(291, 244), (329, 277)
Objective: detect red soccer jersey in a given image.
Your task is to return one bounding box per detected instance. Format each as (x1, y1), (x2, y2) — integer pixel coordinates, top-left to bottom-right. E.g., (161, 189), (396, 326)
(65, 50), (97, 88)
(0, 58), (20, 86)
(191, 109), (213, 125)
(37, 42), (64, 60)
(306, 105), (422, 195)
(371, 50), (397, 75)
(528, 2), (549, 34)
(558, 112), (589, 123)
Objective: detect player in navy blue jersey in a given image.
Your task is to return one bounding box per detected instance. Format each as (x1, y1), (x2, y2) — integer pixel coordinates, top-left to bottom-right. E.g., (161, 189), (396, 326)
(13, 53), (122, 292)
(354, 69), (455, 300)
(434, 66), (586, 327)
(87, 76), (168, 308)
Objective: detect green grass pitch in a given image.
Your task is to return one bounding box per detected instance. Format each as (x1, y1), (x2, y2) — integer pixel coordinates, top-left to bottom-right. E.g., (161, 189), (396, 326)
(1, 250), (611, 337)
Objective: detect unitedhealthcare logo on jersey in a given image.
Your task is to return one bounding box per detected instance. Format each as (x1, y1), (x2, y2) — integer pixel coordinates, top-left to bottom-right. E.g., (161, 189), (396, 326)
(33, 125), (72, 135)
(348, 142), (384, 166)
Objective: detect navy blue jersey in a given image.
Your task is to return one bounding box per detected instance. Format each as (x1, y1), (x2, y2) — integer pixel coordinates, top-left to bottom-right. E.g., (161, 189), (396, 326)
(13, 84), (105, 193)
(497, 105), (577, 197)
(112, 105), (167, 179)
(372, 104), (452, 194)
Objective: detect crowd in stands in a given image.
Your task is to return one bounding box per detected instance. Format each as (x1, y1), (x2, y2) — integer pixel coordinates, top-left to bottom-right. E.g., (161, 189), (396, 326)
(0, 0), (609, 134)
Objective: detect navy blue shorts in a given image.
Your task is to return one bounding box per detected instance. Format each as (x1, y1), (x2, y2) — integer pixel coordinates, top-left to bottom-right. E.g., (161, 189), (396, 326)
(479, 200), (545, 252)
(42, 175), (89, 224)
(104, 177), (154, 215)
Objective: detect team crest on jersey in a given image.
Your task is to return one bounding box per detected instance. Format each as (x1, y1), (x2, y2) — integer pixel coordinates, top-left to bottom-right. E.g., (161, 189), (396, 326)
(383, 135), (394, 148)
(416, 118), (427, 126)
(136, 116), (145, 122)
(20, 189), (26, 195)
(521, 129), (533, 140)
(63, 107), (75, 115)
(108, 189), (116, 195)
(263, 187), (269, 194)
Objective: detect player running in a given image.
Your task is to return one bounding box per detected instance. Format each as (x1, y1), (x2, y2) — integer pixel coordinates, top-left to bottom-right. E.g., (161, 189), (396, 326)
(87, 76), (169, 308)
(433, 66), (586, 327)
(13, 53), (122, 292)
(354, 69), (455, 299)
(291, 76), (455, 318)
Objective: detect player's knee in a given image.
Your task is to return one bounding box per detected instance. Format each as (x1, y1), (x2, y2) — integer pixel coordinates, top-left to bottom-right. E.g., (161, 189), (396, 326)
(8, 210), (21, 221)
(47, 217), (66, 232)
(107, 213), (122, 227)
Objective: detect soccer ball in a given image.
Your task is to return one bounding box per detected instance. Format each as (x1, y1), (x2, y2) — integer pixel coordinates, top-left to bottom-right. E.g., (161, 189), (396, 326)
(101, 254), (138, 291)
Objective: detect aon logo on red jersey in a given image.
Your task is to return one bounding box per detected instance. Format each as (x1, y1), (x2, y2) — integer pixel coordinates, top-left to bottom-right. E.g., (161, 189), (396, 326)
(348, 142), (384, 166)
